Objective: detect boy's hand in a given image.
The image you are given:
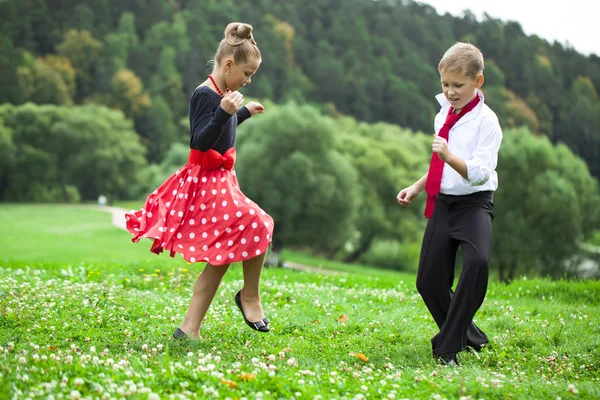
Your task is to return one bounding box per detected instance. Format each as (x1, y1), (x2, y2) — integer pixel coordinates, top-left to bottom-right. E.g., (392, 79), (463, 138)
(245, 101), (265, 115)
(397, 185), (420, 207)
(221, 91), (244, 115)
(432, 135), (450, 161)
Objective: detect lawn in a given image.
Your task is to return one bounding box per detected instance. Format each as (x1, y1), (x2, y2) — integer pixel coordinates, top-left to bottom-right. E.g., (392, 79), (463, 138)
(1, 204), (599, 399)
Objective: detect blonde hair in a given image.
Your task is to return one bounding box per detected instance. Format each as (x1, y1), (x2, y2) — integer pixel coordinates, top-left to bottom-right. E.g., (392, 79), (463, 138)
(214, 22), (261, 66)
(438, 43), (484, 79)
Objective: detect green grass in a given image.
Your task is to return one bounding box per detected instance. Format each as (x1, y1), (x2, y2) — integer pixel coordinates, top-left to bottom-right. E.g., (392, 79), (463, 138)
(0, 204), (599, 399)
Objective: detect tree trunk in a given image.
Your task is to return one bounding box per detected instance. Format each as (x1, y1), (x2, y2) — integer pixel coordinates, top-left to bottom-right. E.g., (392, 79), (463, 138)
(343, 237), (373, 263)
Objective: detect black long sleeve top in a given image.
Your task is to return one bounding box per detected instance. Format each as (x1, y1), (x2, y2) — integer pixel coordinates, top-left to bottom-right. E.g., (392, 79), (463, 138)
(188, 86), (251, 154)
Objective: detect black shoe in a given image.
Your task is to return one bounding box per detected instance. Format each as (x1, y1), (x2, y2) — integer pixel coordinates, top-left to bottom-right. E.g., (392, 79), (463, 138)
(173, 328), (187, 339)
(438, 353), (459, 367)
(234, 290), (270, 332)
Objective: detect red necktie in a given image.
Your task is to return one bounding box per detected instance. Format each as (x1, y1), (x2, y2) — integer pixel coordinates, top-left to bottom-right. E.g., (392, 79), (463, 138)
(424, 94), (481, 218)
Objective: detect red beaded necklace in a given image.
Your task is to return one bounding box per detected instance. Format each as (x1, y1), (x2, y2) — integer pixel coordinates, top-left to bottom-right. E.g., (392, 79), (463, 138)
(208, 74), (228, 97)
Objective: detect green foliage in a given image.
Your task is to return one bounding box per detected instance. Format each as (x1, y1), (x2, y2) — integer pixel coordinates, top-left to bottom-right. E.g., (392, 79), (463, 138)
(236, 103), (361, 254)
(493, 128), (600, 279)
(0, 103), (147, 201)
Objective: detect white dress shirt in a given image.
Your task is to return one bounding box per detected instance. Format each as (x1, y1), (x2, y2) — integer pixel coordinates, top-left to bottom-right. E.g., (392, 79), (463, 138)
(434, 89), (503, 195)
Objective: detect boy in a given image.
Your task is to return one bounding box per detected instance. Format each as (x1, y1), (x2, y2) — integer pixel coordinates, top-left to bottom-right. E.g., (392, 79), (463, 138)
(396, 43), (502, 366)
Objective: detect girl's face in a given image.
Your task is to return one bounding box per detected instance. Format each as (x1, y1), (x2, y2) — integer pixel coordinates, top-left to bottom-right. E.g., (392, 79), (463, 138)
(224, 58), (261, 91)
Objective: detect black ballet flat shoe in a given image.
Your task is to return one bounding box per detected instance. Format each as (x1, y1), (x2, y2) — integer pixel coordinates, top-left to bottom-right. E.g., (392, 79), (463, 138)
(173, 328), (187, 340)
(438, 353), (459, 367)
(234, 290), (270, 333)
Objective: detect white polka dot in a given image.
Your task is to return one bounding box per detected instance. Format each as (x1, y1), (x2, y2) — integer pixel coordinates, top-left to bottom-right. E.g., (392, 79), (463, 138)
(221, 189), (227, 194)
(180, 181), (184, 187)
(212, 189), (217, 195)
(202, 232), (208, 238)
(201, 190), (206, 196)
(177, 233), (182, 239)
(214, 230), (219, 236)
(229, 253), (235, 259)
(190, 205), (195, 211)
(202, 177), (207, 183)
(170, 228), (175, 233)
(261, 210), (266, 215)
(245, 198), (251, 203)
(212, 177), (217, 183)
(178, 244), (183, 249)
(148, 199), (153, 204)
(142, 209), (146, 214)
(193, 177), (199, 183)
(158, 227), (164, 232)
(178, 211), (184, 218)
(221, 177), (226, 182)
(236, 211), (242, 218)
(212, 203), (216, 209)
(212, 217), (217, 223)
(166, 201), (171, 207)
(241, 238), (247, 244)
(134, 228), (139, 232)
(255, 249), (261, 255)
(226, 228), (232, 233)
(254, 236), (260, 242)
(153, 190), (158, 195)
(201, 218), (207, 224)
(200, 204), (206, 210)
(250, 209), (255, 215)
(234, 200), (239, 206)
(179, 193), (184, 199)
(252, 222), (258, 228)
(190, 257), (196, 263)
(172, 190), (177, 196)
(185, 194), (188, 199)
(242, 251), (248, 257)
(216, 255), (222, 261)
(223, 214), (229, 221)
(228, 240), (234, 246)
(190, 246), (196, 252)
(265, 222), (269, 227)
(187, 176), (192, 182)
(148, 212), (153, 218)
(222, 201), (228, 207)
(189, 219), (195, 225)
(239, 225), (245, 231)
(189, 232), (195, 239)
(202, 245), (208, 251)
(180, 178), (184, 184)
(216, 242), (221, 248)
(170, 210), (175, 216)
(266, 234), (270, 240)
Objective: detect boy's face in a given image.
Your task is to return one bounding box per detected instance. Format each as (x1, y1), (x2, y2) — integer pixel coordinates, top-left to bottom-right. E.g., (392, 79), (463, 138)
(224, 58), (261, 91)
(439, 69), (484, 111)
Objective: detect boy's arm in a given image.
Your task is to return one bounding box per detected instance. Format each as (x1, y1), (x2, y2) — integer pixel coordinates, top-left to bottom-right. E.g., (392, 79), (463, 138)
(435, 117), (502, 185)
(463, 117), (503, 186)
(413, 172), (428, 192)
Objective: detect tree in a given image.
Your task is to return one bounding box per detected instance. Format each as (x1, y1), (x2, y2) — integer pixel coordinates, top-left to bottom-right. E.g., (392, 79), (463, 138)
(235, 103), (361, 256)
(493, 128), (600, 281)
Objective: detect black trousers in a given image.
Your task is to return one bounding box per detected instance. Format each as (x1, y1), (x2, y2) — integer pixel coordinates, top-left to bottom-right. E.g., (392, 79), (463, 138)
(416, 191), (494, 357)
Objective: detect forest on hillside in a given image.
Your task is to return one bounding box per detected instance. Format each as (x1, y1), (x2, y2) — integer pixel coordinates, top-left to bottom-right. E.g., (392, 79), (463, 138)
(1, 0), (599, 279)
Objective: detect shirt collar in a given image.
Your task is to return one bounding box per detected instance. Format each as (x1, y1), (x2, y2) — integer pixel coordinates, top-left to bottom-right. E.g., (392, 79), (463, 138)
(436, 88), (485, 108)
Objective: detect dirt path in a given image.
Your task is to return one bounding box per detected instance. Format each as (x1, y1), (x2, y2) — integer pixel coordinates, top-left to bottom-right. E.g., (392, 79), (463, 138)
(93, 205), (339, 275)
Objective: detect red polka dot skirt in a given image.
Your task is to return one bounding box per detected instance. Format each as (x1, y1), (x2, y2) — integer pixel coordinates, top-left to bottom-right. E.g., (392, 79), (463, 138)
(125, 148), (274, 266)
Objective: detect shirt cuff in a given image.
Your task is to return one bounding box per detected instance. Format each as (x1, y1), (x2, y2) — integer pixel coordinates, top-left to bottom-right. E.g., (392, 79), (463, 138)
(465, 159), (490, 186)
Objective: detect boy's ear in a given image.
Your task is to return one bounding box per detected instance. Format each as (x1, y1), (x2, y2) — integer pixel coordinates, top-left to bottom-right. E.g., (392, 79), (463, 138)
(475, 74), (484, 88)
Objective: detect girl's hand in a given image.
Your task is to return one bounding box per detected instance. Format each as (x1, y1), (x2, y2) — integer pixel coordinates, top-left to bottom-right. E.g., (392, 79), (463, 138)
(221, 91), (244, 115)
(245, 101), (265, 115)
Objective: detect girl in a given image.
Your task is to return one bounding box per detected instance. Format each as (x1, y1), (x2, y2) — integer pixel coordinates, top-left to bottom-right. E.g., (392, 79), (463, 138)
(126, 22), (274, 338)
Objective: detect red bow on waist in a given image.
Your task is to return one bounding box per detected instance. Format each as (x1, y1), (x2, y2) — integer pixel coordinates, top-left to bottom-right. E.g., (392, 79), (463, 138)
(188, 148), (236, 170)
